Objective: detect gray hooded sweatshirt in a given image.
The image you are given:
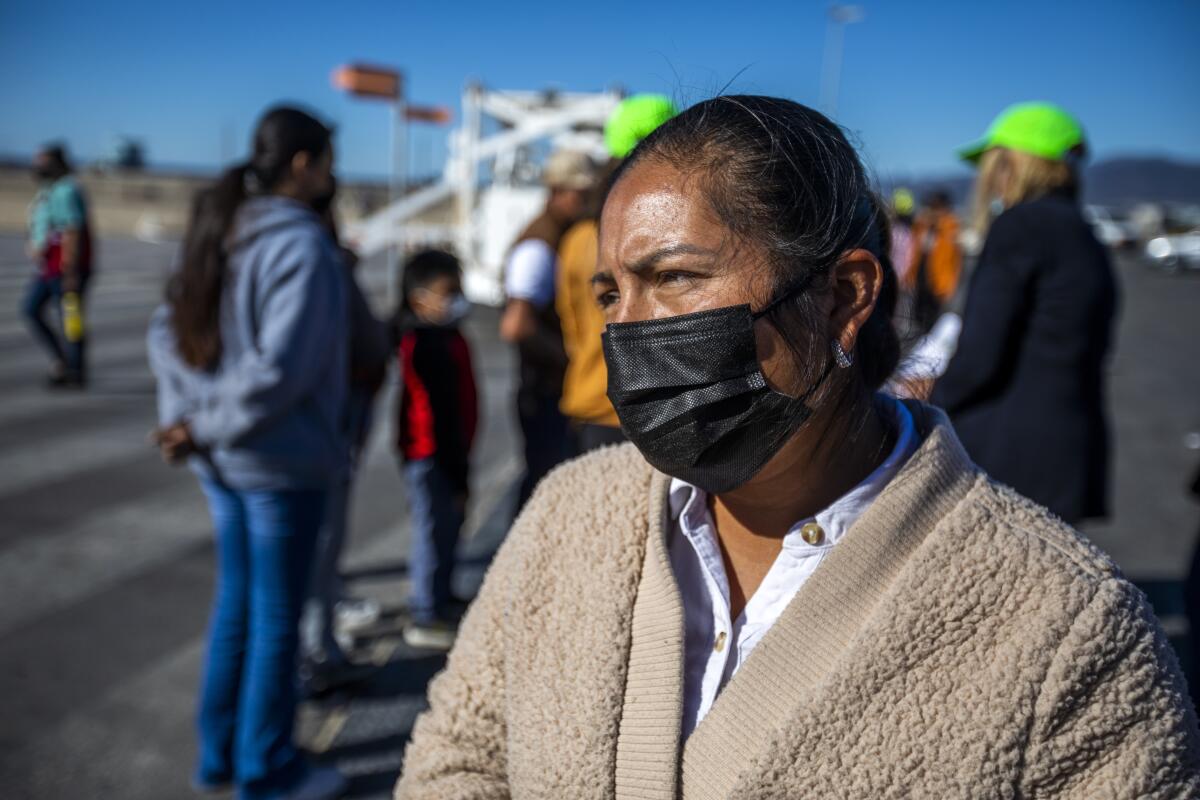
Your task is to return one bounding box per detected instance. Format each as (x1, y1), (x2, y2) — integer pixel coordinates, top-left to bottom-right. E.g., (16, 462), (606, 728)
(148, 195), (349, 491)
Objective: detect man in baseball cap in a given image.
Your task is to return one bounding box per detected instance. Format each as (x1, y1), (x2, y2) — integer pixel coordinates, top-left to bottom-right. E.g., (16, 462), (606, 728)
(541, 149), (599, 191)
(500, 147), (600, 509)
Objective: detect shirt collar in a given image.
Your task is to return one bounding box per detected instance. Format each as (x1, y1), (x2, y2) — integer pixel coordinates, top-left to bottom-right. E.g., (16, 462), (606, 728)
(668, 396), (918, 549)
(668, 478), (709, 533)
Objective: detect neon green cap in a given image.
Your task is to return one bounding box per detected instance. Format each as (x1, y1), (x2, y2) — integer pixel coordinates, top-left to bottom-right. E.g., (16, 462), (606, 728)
(892, 188), (915, 216)
(605, 94), (678, 159)
(958, 102), (1086, 165)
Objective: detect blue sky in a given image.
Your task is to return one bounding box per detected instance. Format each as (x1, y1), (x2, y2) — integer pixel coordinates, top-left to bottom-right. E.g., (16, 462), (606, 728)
(2, 0), (1197, 181)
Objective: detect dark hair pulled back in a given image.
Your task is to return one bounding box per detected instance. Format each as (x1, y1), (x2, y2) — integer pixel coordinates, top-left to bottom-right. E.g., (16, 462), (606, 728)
(611, 95), (900, 393)
(39, 143), (72, 177)
(168, 105), (332, 368)
(400, 249), (462, 312)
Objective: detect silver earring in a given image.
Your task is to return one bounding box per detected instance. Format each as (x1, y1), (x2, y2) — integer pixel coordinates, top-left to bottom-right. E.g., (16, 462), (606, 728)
(832, 339), (854, 369)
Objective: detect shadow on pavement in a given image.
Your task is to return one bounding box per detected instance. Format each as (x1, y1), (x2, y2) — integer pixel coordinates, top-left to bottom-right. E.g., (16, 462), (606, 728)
(353, 653), (448, 702)
(344, 768), (406, 797)
(340, 552), (498, 583)
(309, 657), (447, 796)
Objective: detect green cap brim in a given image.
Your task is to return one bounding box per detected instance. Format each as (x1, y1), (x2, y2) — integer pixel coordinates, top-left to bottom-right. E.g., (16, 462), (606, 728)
(957, 138), (990, 165)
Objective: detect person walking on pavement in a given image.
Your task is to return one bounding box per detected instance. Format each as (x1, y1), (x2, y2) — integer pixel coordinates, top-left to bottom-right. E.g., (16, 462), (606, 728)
(394, 249), (478, 651)
(298, 186), (390, 694)
(147, 105), (350, 800)
(556, 94), (677, 453)
(931, 102), (1118, 525)
(500, 148), (597, 506)
(23, 144), (94, 388)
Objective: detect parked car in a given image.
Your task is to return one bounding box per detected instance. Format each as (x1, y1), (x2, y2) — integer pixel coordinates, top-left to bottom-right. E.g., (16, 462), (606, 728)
(1084, 205), (1137, 249)
(1145, 231), (1200, 274)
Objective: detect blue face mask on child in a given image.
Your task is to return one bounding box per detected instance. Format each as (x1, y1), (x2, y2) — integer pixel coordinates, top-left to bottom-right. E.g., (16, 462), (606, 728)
(442, 294), (471, 325)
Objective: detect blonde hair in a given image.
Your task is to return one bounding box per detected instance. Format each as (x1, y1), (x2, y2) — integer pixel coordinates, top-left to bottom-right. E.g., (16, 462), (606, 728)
(971, 147), (1077, 235)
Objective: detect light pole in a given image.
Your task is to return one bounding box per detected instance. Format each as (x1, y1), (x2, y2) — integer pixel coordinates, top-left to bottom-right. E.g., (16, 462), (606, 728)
(819, 4), (865, 119)
(333, 64), (405, 304)
(332, 64), (450, 305)
(390, 95), (407, 297)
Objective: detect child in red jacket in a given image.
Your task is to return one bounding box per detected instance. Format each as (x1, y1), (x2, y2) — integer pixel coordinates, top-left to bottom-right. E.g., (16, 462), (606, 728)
(395, 250), (478, 649)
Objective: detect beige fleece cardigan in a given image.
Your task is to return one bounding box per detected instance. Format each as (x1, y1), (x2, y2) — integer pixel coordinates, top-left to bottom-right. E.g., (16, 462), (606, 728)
(395, 403), (1200, 799)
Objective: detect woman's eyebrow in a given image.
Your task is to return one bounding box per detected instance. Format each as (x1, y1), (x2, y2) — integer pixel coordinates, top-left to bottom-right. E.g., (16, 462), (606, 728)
(592, 243), (719, 286)
(624, 243), (718, 277)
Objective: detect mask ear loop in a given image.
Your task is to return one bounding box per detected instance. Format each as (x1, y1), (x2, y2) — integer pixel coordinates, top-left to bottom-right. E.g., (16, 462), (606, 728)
(748, 266), (840, 420)
(749, 268), (837, 405)
(750, 271), (815, 321)
(760, 351), (836, 457)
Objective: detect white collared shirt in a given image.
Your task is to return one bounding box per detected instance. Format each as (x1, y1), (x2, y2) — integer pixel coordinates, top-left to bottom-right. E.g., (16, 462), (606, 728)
(667, 398), (918, 738)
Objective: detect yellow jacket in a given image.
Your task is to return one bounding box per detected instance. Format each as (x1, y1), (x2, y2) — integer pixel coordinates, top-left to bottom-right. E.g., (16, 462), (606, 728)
(555, 220), (619, 426)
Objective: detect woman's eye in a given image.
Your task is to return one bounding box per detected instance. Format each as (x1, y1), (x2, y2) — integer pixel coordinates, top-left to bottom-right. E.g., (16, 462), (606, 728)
(658, 271), (694, 286)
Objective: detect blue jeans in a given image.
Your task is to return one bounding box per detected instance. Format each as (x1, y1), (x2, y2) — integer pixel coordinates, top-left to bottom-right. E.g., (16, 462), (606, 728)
(403, 458), (463, 624)
(197, 480), (326, 800)
(22, 273), (88, 378)
(301, 392), (375, 663)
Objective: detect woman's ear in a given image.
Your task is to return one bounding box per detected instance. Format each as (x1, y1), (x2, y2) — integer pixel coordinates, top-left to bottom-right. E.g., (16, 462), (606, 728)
(290, 150), (312, 180)
(829, 248), (883, 354)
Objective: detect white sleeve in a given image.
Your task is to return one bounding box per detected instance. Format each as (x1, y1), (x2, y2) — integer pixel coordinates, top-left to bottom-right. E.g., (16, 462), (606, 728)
(504, 239), (557, 308)
(892, 312), (962, 381)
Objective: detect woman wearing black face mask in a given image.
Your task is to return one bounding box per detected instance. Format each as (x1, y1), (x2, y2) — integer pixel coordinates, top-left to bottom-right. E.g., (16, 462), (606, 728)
(147, 106), (352, 800)
(395, 98), (1199, 798)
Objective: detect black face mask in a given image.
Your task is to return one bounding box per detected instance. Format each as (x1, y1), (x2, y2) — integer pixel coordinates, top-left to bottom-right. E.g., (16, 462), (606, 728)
(603, 296), (832, 495)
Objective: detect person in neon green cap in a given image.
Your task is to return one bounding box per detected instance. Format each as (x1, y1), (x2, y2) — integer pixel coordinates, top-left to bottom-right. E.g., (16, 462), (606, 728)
(556, 94), (679, 453)
(604, 93), (679, 159)
(959, 101), (1088, 232)
(931, 101), (1117, 525)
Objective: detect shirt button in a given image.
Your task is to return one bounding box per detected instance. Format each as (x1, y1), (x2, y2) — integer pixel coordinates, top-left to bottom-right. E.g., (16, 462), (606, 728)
(714, 631), (727, 653)
(800, 522), (825, 545)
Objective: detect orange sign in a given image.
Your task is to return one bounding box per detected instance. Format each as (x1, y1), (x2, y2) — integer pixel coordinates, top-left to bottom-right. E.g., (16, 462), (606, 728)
(332, 65), (401, 100)
(405, 105), (453, 125)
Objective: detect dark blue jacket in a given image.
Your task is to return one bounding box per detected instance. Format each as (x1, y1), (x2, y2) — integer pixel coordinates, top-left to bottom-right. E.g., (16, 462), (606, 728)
(932, 191), (1117, 523)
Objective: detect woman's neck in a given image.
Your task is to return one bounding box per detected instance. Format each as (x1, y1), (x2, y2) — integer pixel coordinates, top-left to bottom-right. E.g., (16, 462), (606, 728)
(714, 393), (895, 540)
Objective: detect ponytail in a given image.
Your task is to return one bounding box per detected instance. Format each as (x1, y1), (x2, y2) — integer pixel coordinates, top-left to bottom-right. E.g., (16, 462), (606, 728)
(168, 163), (249, 368)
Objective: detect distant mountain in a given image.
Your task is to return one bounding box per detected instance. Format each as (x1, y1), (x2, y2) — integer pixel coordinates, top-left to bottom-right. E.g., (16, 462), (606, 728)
(1085, 158), (1200, 207)
(881, 156), (1200, 211)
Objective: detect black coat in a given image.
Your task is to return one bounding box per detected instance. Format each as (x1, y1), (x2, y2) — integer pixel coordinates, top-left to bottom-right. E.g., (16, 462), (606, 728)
(931, 191), (1118, 523)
